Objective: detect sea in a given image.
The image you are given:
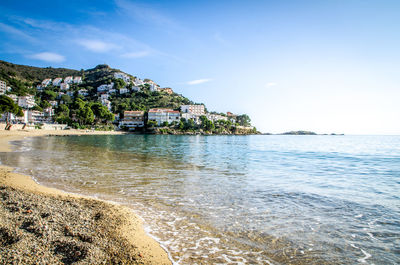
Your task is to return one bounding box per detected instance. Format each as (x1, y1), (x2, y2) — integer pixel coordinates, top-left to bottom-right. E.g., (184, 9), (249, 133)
(1, 135), (399, 264)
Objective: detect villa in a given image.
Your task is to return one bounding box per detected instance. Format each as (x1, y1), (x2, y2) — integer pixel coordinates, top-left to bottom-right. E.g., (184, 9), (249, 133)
(78, 89), (89, 96)
(181, 104), (205, 115)
(97, 83), (114, 92)
(52, 78), (63, 86)
(119, 88), (129, 94)
(148, 108), (180, 126)
(114, 72), (130, 83)
(64, 76), (73, 84)
(18, 95), (35, 109)
(41, 78), (52, 87)
(60, 83), (70, 90)
(73, 76), (82, 84)
(119, 111), (145, 129)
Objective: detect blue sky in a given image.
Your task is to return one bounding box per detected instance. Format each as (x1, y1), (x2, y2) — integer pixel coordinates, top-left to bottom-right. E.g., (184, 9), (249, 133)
(1, 0), (399, 134)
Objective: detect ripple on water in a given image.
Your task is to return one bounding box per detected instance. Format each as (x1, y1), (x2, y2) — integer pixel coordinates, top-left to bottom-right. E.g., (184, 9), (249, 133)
(0, 135), (399, 264)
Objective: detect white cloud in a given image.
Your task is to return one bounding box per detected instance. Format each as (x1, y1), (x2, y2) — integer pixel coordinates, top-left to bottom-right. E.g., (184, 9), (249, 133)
(29, 52), (65, 63)
(187, 79), (213, 85)
(214, 32), (231, 47)
(266, 82), (277, 87)
(121, 51), (151, 58)
(115, 0), (180, 30)
(76, 39), (120, 53)
(0, 22), (37, 42)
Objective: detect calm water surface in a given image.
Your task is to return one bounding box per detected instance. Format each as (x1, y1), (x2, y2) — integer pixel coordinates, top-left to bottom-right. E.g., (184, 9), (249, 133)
(1, 135), (399, 264)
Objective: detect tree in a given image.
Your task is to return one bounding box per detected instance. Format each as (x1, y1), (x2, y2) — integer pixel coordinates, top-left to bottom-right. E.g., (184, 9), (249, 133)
(32, 105), (43, 112)
(0, 95), (24, 126)
(178, 120), (184, 130)
(236, 114), (251, 127)
(60, 94), (72, 105)
(90, 102), (114, 124)
(147, 120), (158, 128)
(184, 119), (196, 130)
(115, 79), (126, 89)
(41, 90), (57, 101)
(40, 100), (51, 109)
(79, 105), (94, 125)
(204, 120), (214, 131)
(199, 115), (214, 131)
(55, 104), (70, 124)
(72, 98), (86, 110)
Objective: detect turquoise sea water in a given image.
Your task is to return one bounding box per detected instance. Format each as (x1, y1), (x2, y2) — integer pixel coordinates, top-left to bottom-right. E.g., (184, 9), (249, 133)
(1, 135), (399, 264)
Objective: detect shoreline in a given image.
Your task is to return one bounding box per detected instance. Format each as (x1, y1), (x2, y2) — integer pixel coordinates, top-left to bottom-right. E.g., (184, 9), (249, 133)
(0, 129), (172, 264)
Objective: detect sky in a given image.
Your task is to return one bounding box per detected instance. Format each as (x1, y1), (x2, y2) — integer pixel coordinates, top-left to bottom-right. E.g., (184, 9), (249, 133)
(0, 0), (399, 134)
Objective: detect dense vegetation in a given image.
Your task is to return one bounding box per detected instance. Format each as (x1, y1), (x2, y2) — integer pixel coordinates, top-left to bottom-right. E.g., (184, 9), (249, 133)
(0, 60), (79, 83)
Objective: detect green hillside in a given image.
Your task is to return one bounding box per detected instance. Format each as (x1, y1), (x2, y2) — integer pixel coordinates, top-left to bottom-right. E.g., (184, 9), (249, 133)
(0, 60), (255, 133)
(0, 60), (195, 112)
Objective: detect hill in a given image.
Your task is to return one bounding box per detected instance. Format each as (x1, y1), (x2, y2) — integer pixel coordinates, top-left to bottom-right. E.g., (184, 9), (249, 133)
(0, 60), (195, 111)
(0, 60), (256, 134)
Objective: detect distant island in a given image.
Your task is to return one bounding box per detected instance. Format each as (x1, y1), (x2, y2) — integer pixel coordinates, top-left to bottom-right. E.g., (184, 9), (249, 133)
(0, 60), (258, 135)
(261, 131), (344, 135)
(281, 130), (317, 135)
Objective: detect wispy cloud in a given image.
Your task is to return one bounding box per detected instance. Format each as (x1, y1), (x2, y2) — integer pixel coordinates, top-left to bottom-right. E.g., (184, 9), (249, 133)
(187, 79), (213, 85)
(76, 39), (120, 53)
(265, 82), (278, 87)
(29, 52), (65, 63)
(214, 32), (230, 47)
(0, 22), (37, 42)
(115, 0), (180, 30)
(120, 51), (151, 58)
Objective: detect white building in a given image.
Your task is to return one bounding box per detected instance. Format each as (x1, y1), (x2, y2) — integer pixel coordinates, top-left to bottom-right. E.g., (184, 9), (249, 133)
(97, 83), (114, 92)
(101, 99), (112, 111)
(41, 78), (52, 87)
(64, 76), (73, 84)
(78, 89), (89, 96)
(0, 80), (6, 95)
(18, 95), (35, 109)
(119, 88), (129, 94)
(132, 86), (141, 92)
(49, 100), (58, 107)
(206, 113), (228, 122)
(60, 83), (70, 90)
(52, 78), (63, 86)
(148, 108), (180, 126)
(114, 72), (130, 83)
(43, 107), (54, 118)
(28, 110), (47, 124)
(119, 111), (145, 129)
(8, 94), (18, 103)
(133, 78), (144, 86)
(145, 81), (160, 92)
(181, 113), (201, 124)
(66, 91), (74, 97)
(73, 76), (82, 84)
(181, 105), (205, 115)
(100, 93), (109, 100)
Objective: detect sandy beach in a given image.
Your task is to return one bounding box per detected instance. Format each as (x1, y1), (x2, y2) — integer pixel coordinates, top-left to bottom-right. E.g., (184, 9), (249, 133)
(0, 129), (171, 265)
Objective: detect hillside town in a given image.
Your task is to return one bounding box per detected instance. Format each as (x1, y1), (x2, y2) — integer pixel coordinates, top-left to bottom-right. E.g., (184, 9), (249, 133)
(1, 70), (253, 133)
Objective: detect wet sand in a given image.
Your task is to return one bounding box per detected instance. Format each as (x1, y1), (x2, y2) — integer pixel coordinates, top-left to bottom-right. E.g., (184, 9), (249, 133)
(0, 129), (171, 265)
